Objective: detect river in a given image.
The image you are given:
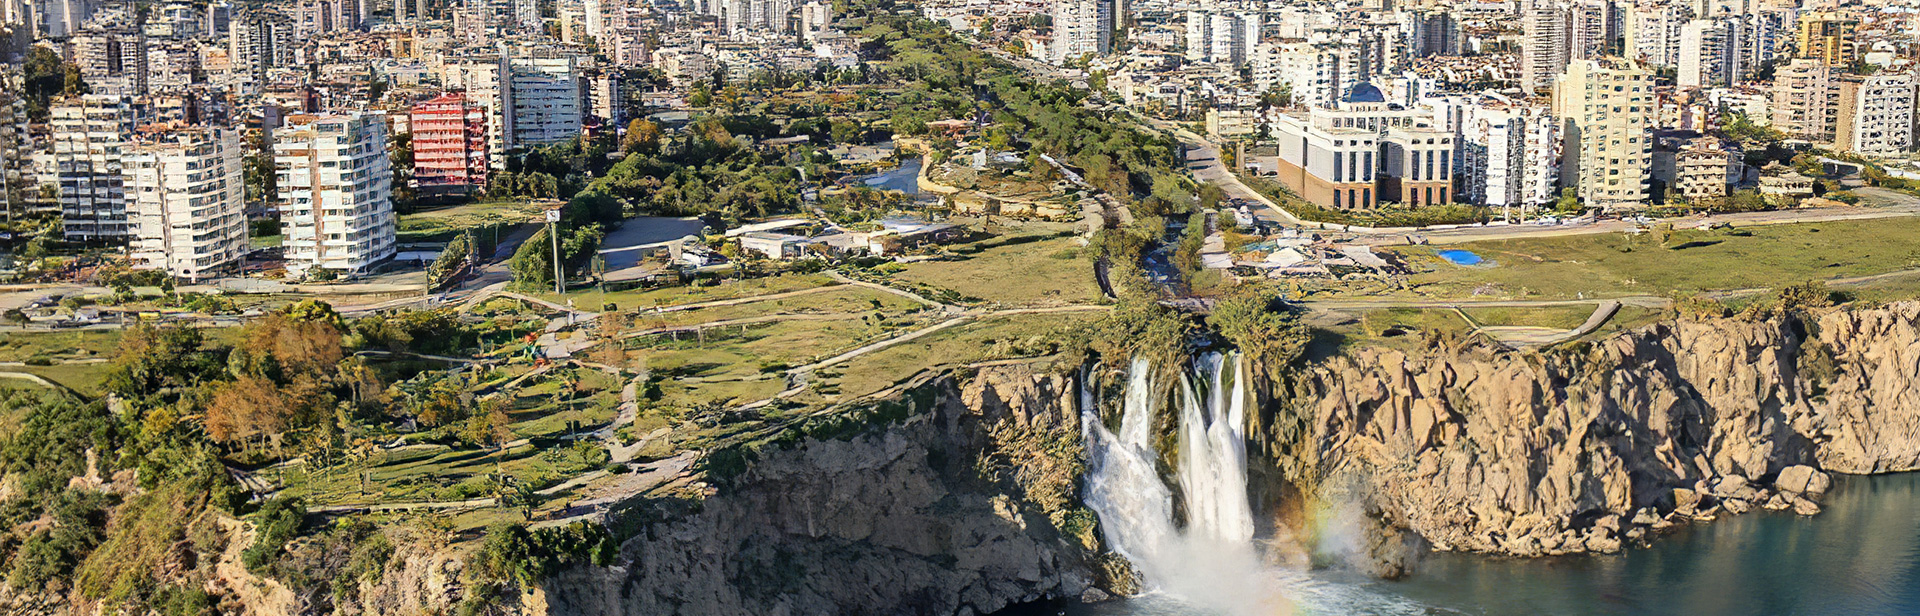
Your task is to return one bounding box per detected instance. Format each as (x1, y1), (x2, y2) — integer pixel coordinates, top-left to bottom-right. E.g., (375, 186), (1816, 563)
(1008, 471), (1920, 616)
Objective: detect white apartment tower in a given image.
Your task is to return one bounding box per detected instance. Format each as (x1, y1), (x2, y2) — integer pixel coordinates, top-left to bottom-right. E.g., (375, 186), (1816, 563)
(70, 28), (148, 97)
(1771, 58), (1838, 142)
(51, 95), (137, 242)
(1835, 72), (1917, 157)
(228, 10), (293, 95)
(1460, 99), (1562, 215)
(126, 126), (249, 281)
(501, 55), (585, 151)
(1051, 0), (1112, 66)
(1553, 58), (1654, 211)
(1522, 5), (1571, 92)
(1523, 1), (1614, 92)
(274, 113), (397, 279)
(1627, 3), (1688, 68)
(1677, 19), (1734, 87)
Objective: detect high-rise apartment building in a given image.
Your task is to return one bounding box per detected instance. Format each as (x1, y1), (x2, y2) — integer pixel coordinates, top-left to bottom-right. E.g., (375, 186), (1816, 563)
(1051, 0), (1112, 66)
(125, 126), (248, 281)
(501, 56), (584, 150)
(1771, 58), (1839, 142)
(1406, 10), (1461, 58)
(410, 92), (489, 197)
(1834, 72), (1916, 157)
(50, 95), (137, 242)
(1524, 1), (1615, 92)
(228, 9), (293, 95)
(1627, 3), (1688, 68)
(274, 113), (396, 278)
(1459, 99), (1562, 215)
(1794, 11), (1856, 66)
(1553, 58), (1654, 211)
(1522, 5), (1572, 92)
(70, 28), (148, 97)
(1677, 18), (1734, 87)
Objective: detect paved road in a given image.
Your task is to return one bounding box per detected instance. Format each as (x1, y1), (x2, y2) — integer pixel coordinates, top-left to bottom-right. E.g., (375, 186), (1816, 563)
(1300, 295), (1673, 311)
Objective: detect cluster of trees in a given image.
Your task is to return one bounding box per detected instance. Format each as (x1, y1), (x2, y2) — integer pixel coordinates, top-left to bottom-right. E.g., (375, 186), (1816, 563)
(0, 297), (547, 611)
(22, 47), (87, 121)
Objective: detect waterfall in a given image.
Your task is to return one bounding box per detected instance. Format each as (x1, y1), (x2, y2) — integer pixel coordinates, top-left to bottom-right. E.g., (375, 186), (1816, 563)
(1079, 355), (1437, 615)
(1080, 353), (1272, 614)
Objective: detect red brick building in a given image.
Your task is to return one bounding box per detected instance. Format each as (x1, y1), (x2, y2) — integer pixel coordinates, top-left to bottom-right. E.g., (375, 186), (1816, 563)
(409, 92), (489, 197)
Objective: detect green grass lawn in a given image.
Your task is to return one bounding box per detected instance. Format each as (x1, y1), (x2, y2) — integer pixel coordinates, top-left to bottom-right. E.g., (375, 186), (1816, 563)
(627, 313), (928, 382)
(397, 200), (551, 242)
(1459, 306), (1596, 330)
(1391, 217), (1920, 300)
(539, 273), (840, 312)
(827, 312), (1094, 399)
(629, 285), (928, 329)
(890, 234), (1101, 307)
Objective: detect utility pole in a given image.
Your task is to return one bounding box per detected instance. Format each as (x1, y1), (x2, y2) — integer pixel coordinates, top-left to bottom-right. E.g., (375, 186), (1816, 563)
(546, 208), (563, 294)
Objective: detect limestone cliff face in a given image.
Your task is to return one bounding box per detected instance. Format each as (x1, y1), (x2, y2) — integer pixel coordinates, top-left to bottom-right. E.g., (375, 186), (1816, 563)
(1283, 303), (1920, 557)
(537, 366), (1103, 616)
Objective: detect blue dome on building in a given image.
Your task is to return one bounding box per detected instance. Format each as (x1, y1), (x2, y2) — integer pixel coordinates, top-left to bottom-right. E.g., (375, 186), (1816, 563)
(1343, 82), (1387, 104)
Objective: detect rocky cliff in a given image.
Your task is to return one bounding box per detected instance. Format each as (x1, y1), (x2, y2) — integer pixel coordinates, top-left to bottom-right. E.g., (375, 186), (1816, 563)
(537, 365), (1110, 616)
(1277, 302), (1920, 559)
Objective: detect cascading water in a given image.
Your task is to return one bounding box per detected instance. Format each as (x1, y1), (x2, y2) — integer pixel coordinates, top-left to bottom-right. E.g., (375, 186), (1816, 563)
(1080, 354), (1274, 614)
(1080, 354), (1429, 616)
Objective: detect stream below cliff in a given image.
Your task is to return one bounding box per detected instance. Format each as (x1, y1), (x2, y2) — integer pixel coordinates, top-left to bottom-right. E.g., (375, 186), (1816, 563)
(1008, 471), (1920, 616)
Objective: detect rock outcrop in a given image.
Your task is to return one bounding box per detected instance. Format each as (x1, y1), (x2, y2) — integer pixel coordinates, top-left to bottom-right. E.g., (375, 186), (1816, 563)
(1282, 303), (1920, 557)
(539, 365), (1103, 616)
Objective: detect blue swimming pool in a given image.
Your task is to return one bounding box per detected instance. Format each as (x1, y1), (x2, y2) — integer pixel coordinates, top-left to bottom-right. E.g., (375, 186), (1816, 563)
(1437, 249), (1484, 266)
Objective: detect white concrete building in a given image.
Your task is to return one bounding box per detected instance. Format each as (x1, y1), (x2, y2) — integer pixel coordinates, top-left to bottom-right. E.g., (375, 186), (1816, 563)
(1050, 0), (1111, 65)
(502, 55), (585, 151)
(50, 95), (137, 242)
(126, 126), (249, 281)
(274, 113), (397, 278)
(1835, 72), (1917, 156)
(1627, 3), (1687, 68)
(1677, 19), (1733, 87)
(1553, 58), (1655, 211)
(1460, 98), (1561, 215)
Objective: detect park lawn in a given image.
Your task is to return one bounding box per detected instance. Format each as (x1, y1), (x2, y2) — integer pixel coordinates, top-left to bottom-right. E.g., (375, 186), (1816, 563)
(626, 285), (928, 329)
(540, 273), (840, 312)
(656, 377), (787, 409)
(826, 311), (1095, 399)
(0, 329), (125, 361)
(9, 363), (114, 396)
(397, 199), (551, 242)
(627, 314), (928, 381)
(1390, 217), (1920, 300)
(891, 234), (1101, 307)
(1459, 305), (1597, 330)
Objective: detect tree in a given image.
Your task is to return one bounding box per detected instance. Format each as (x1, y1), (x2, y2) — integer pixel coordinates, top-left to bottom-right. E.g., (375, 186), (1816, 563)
(205, 376), (293, 451)
(462, 400), (516, 451)
(1553, 187), (1582, 213)
(622, 119), (661, 155)
(1207, 288), (1310, 373)
(389, 132), (416, 212)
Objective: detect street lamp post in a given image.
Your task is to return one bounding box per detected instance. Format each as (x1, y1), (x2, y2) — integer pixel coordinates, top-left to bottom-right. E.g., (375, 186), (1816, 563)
(546, 208), (562, 295)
